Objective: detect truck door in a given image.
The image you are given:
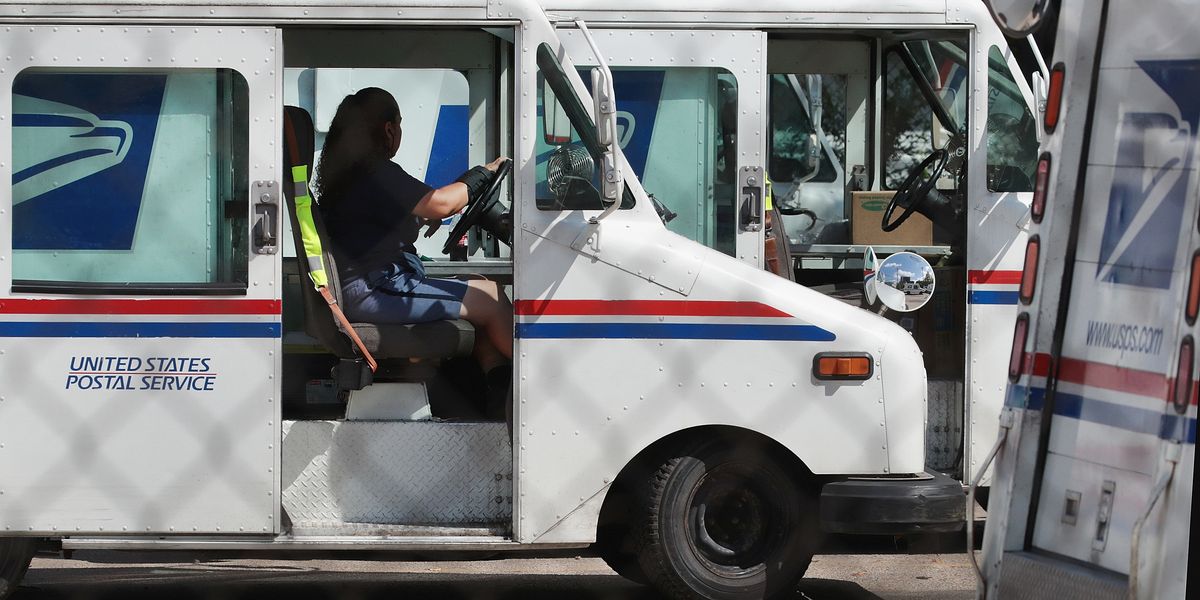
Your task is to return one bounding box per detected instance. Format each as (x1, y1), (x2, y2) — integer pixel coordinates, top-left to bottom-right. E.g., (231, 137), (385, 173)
(0, 26), (282, 535)
(515, 28), (768, 543)
(556, 29), (769, 265)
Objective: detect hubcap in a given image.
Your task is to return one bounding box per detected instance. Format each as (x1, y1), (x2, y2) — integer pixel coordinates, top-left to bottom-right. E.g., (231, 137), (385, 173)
(688, 464), (775, 573)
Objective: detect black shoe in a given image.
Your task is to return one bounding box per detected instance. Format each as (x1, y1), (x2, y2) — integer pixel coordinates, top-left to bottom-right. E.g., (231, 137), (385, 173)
(485, 366), (511, 421)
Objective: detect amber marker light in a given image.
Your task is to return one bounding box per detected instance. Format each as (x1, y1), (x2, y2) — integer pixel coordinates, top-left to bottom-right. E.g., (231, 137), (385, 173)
(813, 353), (873, 381)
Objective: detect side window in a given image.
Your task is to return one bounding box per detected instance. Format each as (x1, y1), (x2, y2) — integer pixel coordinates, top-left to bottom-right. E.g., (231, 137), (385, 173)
(882, 50), (934, 189)
(882, 41), (968, 190)
(12, 69), (248, 289)
(769, 73), (849, 244)
(535, 71), (619, 213)
(534, 60), (737, 255)
(770, 74), (846, 185)
(986, 46), (1038, 192)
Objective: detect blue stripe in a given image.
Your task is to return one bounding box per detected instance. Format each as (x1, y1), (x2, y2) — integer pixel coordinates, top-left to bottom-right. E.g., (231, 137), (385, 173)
(516, 322), (835, 341)
(1006, 383), (1046, 409)
(424, 105), (468, 188)
(968, 290), (1019, 305)
(1010, 384), (1196, 444)
(0, 322), (281, 338)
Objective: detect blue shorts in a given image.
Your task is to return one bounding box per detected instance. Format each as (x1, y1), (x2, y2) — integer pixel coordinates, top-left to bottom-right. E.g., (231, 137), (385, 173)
(341, 253), (468, 324)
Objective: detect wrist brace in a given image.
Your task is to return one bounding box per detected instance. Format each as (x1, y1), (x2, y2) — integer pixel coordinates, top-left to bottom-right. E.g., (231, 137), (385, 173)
(455, 165), (493, 197)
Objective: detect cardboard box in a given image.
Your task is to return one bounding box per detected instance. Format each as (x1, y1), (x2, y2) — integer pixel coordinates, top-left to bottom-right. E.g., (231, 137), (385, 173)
(850, 191), (933, 246)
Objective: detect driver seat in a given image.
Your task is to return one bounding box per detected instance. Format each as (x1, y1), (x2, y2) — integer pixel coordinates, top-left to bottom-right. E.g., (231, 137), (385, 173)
(282, 106), (474, 385)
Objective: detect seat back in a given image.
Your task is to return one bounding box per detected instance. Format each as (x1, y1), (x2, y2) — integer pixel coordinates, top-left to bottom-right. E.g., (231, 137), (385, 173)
(282, 105), (354, 357)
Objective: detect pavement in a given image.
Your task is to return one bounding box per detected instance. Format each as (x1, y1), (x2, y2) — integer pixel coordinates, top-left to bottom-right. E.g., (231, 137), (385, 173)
(12, 539), (977, 600)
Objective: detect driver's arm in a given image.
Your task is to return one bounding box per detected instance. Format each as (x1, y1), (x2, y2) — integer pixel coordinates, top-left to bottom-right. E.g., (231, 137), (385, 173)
(412, 183), (469, 220)
(411, 156), (507, 220)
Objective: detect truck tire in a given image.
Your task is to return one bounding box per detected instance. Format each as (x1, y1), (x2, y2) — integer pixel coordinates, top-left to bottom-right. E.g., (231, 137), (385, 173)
(634, 440), (817, 599)
(0, 538), (35, 600)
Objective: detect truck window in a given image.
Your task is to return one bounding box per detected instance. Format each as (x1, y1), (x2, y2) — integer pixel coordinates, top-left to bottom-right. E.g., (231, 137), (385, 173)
(770, 74), (846, 185)
(11, 69), (249, 290)
(985, 45), (1038, 192)
(598, 68), (738, 255)
(769, 73), (849, 244)
(882, 41), (968, 190)
(535, 46), (631, 213)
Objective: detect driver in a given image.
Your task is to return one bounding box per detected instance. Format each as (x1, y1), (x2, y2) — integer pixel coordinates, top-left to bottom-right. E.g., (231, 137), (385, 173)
(314, 87), (513, 394)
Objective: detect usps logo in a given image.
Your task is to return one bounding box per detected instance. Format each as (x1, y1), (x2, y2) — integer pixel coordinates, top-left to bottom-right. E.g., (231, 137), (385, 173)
(1096, 60), (1200, 289)
(12, 73), (166, 250)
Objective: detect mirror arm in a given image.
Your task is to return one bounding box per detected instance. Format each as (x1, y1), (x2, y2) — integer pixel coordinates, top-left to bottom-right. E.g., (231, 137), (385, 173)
(1026, 33), (1050, 141)
(576, 19), (625, 222)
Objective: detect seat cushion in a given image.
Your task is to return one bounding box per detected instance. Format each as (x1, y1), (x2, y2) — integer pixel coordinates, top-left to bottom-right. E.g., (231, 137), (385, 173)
(351, 319), (475, 359)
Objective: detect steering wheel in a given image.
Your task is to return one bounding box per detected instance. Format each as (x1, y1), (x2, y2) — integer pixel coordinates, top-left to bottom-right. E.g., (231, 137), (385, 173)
(882, 149), (949, 232)
(441, 159), (513, 255)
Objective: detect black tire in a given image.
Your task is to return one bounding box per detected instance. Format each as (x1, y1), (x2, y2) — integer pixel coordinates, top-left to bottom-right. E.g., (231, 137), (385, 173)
(634, 440), (818, 600)
(0, 538), (36, 600)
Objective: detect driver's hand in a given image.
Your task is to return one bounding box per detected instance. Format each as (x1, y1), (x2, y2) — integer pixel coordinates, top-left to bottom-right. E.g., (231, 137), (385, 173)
(422, 217), (443, 238)
(484, 156), (509, 172)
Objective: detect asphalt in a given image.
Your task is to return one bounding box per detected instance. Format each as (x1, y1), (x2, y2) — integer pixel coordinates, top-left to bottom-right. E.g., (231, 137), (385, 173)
(12, 538), (977, 600)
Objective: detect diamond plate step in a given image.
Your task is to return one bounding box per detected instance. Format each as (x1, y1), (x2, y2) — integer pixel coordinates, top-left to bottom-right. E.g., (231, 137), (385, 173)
(282, 421), (512, 527)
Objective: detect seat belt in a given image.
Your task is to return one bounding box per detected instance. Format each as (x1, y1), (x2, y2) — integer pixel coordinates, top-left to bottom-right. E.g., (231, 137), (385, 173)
(284, 120), (378, 373)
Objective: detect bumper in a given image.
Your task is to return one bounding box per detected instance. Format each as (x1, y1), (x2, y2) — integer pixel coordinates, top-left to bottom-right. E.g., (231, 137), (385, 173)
(819, 471), (966, 534)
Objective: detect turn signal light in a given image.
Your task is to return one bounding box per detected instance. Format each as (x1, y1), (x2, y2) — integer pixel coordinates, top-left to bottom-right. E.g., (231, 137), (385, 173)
(1008, 313), (1030, 382)
(1187, 252), (1200, 325)
(1172, 336), (1194, 415)
(813, 353), (873, 380)
(1032, 153), (1050, 223)
(1045, 63), (1065, 133)
(1020, 236), (1040, 305)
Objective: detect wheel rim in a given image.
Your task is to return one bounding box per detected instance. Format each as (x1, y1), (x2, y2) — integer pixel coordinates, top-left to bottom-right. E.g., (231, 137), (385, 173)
(686, 462), (781, 577)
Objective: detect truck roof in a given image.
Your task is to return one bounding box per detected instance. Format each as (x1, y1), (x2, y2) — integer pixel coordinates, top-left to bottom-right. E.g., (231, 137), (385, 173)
(0, 1), (987, 27)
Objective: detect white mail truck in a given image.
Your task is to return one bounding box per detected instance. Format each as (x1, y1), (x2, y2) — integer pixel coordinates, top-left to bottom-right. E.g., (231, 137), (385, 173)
(0, 2), (1039, 599)
(978, 1), (1195, 598)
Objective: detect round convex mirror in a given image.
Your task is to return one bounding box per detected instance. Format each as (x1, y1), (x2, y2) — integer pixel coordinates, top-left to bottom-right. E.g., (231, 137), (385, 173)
(874, 252), (936, 312)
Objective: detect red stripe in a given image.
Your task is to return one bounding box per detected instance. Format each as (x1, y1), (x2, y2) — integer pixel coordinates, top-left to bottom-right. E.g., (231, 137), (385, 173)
(1057, 356), (1169, 398)
(1026, 352), (1052, 377)
(514, 299), (792, 318)
(1024, 353), (1197, 407)
(0, 299), (281, 315)
(968, 270), (1023, 285)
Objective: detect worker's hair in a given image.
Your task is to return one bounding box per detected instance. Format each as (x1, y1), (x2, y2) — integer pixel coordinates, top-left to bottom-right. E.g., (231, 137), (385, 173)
(313, 87), (401, 201)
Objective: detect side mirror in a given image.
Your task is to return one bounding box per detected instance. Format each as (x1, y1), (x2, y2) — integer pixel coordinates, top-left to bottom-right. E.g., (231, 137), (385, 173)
(863, 246), (878, 306)
(591, 66), (623, 204)
(983, 0), (1051, 36)
(541, 76), (573, 146)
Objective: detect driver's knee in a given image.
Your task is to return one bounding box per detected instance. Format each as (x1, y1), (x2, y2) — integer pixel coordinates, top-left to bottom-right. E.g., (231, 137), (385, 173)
(460, 279), (500, 322)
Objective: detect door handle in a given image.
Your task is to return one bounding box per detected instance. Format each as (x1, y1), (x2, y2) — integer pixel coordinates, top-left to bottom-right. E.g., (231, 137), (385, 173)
(253, 180), (279, 255)
(739, 166), (764, 232)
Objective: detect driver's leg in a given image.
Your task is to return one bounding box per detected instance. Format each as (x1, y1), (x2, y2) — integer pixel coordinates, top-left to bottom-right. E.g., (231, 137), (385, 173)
(459, 279), (514, 360)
